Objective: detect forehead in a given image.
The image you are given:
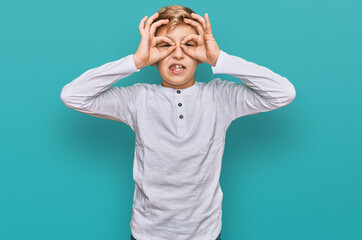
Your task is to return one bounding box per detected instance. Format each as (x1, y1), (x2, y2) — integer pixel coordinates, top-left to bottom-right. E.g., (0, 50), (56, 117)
(155, 23), (198, 40)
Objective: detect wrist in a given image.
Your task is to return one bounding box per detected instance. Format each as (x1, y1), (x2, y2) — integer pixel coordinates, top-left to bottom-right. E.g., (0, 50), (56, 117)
(211, 49), (221, 67)
(133, 54), (143, 69)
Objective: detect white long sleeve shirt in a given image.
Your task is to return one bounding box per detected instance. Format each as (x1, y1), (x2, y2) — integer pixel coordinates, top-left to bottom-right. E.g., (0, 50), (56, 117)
(60, 50), (296, 240)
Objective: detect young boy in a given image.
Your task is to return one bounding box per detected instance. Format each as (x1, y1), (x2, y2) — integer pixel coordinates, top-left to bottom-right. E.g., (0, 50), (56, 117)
(60, 5), (296, 240)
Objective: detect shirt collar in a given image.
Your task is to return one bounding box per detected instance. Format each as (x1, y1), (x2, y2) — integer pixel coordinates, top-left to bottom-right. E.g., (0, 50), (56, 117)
(156, 81), (199, 95)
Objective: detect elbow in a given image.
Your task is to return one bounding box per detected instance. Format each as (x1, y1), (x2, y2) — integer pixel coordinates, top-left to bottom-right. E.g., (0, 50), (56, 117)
(60, 85), (91, 110)
(60, 85), (77, 108)
(275, 80), (296, 108)
(287, 83), (296, 103)
(282, 82), (296, 106)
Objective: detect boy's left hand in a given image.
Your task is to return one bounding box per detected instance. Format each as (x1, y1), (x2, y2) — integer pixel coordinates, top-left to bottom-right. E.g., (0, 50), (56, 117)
(181, 13), (220, 66)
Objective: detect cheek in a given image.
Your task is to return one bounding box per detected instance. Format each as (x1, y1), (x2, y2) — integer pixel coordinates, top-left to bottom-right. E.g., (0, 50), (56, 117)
(157, 60), (167, 69)
(189, 62), (198, 70)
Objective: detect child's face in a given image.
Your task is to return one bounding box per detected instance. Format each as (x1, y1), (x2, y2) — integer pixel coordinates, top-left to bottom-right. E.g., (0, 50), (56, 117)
(154, 23), (202, 89)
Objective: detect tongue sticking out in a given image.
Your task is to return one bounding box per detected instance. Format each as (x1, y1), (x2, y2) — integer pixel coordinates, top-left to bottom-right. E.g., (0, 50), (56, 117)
(169, 65), (185, 71)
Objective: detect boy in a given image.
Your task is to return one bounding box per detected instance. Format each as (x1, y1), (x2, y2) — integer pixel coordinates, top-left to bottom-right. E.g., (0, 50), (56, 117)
(60, 5), (296, 240)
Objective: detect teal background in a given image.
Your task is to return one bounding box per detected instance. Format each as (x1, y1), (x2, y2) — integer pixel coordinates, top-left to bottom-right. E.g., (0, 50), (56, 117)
(1, 0), (361, 239)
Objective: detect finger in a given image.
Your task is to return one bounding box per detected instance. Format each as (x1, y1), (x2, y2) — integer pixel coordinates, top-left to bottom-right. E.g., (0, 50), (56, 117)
(181, 34), (201, 46)
(159, 45), (176, 59)
(150, 19), (169, 37)
(139, 15), (148, 36)
(145, 12), (159, 33)
(191, 13), (206, 29)
(204, 13), (213, 35)
(183, 18), (204, 37)
(155, 36), (175, 46)
(180, 45), (196, 59)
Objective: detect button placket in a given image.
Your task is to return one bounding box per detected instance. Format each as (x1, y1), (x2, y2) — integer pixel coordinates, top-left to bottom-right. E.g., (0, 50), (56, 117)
(175, 90), (186, 136)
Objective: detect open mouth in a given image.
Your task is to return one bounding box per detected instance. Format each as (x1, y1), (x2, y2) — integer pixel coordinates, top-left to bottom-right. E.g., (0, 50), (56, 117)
(169, 63), (186, 74)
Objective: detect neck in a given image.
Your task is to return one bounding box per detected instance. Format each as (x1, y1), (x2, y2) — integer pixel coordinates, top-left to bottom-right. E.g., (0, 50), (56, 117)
(161, 79), (196, 89)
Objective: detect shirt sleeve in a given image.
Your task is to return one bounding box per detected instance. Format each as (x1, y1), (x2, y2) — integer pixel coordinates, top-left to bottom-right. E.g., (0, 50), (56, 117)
(211, 50), (296, 121)
(60, 54), (141, 129)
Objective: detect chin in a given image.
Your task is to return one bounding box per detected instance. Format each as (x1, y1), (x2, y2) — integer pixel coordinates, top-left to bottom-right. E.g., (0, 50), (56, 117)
(164, 80), (185, 86)
(162, 78), (194, 88)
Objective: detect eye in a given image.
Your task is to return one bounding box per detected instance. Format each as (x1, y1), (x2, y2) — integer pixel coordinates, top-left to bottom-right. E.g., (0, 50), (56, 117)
(158, 42), (196, 47)
(185, 42), (197, 47)
(157, 43), (171, 48)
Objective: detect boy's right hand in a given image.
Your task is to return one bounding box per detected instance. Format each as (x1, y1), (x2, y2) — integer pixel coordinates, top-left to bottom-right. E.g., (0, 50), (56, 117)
(133, 12), (176, 69)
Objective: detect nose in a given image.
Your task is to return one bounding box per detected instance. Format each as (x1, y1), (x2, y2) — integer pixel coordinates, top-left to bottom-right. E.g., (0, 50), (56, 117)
(171, 43), (185, 59)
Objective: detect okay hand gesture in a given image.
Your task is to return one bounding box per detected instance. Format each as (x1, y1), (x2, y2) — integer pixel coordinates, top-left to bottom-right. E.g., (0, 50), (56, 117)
(133, 12), (176, 69)
(180, 13), (221, 66)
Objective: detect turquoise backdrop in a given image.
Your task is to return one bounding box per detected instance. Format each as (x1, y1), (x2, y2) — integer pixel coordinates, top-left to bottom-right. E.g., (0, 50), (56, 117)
(1, 0), (361, 239)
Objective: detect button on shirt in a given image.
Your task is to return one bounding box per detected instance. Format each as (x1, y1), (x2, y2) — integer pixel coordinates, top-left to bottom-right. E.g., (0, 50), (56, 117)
(60, 50), (296, 240)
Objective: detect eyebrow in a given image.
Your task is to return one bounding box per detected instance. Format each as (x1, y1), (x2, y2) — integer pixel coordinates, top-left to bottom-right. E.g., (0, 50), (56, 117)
(164, 35), (183, 40)
(163, 35), (196, 42)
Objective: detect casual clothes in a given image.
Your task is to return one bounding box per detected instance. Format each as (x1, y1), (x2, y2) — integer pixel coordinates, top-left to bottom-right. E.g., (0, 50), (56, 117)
(60, 50), (296, 240)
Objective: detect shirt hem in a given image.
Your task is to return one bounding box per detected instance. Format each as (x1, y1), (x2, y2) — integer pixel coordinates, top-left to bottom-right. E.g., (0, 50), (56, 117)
(131, 223), (221, 240)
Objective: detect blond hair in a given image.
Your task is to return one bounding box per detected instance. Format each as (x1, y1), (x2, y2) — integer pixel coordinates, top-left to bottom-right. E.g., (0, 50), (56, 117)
(154, 5), (200, 35)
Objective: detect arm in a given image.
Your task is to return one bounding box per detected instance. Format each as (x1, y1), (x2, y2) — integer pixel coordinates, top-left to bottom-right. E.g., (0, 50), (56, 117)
(212, 50), (296, 121)
(60, 12), (177, 128)
(60, 54), (141, 127)
(179, 13), (295, 121)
